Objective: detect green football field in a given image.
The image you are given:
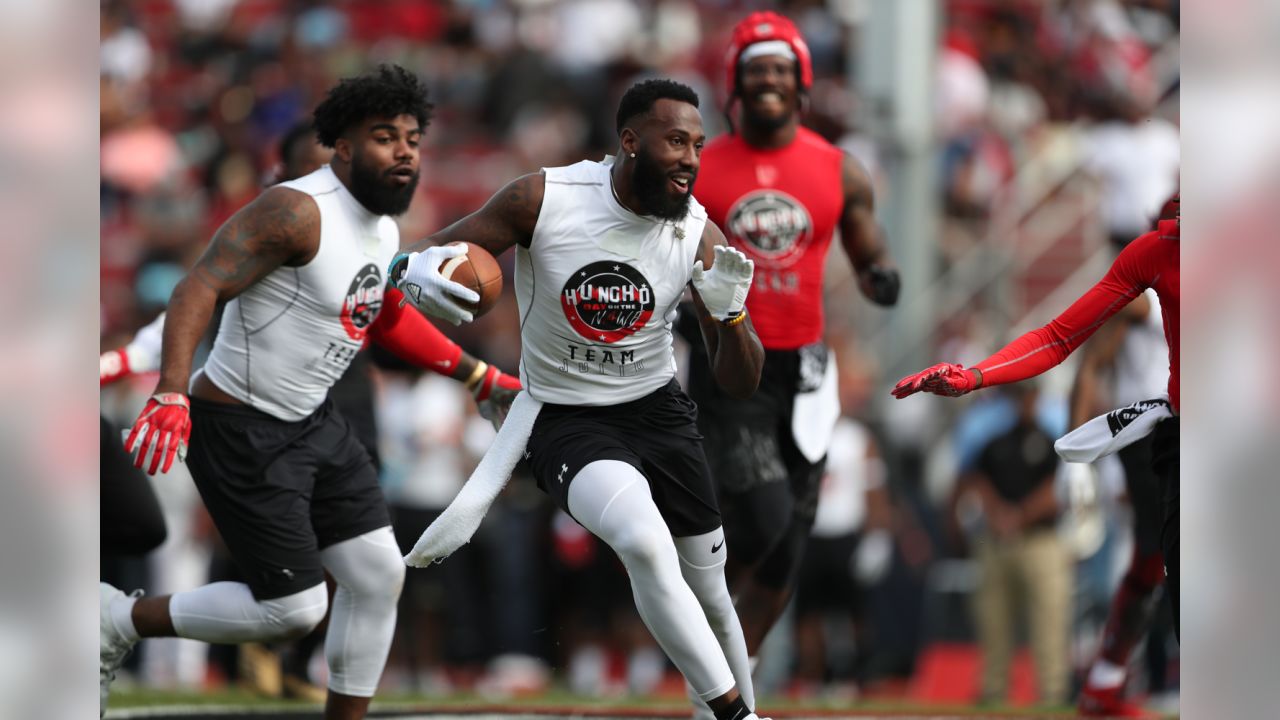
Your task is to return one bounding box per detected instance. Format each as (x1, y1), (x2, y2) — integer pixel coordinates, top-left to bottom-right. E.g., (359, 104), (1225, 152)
(105, 687), (1172, 719)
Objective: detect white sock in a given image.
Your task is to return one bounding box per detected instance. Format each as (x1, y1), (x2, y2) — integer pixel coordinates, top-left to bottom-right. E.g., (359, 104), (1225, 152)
(568, 460), (734, 701)
(1087, 659), (1127, 688)
(110, 594), (140, 643)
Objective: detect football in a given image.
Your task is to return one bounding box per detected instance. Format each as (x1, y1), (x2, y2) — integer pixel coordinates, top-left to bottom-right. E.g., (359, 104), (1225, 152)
(438, 241), (503, 317)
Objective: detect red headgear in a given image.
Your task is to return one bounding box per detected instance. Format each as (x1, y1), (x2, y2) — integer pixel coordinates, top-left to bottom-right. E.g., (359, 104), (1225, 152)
(724, 11), (814, 101)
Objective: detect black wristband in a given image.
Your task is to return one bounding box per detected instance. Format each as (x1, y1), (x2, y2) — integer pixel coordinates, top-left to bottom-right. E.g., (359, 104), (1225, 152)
(865, 265), (900, 306)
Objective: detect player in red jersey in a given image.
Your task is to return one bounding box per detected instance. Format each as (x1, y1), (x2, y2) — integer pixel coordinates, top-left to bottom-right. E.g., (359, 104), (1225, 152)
(1071, 193), (1180, 717)
(681, 11), (900, 665)
(893, 199), (1180, 646)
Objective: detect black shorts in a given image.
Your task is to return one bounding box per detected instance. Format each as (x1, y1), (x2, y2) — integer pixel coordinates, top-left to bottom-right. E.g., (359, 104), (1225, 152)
(684, 340), (827, 569)
(1151, 415), (1180, 633)
(101, 415), (167, 556)
(686, 343), (826, 510)
(186, 397), (390, 600)
(525, 379), (720, 538)
(1117, 433), (1161, 555)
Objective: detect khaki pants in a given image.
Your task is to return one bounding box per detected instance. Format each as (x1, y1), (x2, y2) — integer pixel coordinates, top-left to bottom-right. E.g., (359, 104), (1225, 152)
(971, 529), (1071, 704)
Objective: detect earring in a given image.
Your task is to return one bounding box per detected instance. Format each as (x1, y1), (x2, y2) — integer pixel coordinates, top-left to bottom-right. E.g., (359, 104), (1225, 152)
(629, 152), (636, 158)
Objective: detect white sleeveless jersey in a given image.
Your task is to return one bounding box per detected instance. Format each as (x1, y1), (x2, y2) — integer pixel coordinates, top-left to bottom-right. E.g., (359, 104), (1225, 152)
(202, 165), (399, 421)
(516, 158), (707, 405)
(1113, 289), (1170, 406)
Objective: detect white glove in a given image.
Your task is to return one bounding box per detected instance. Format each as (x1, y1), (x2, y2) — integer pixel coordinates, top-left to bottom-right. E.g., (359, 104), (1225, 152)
(126, 312), (166, 373)
(395, 244), (481, 326)
(691, 245), (754, 321)
(853, 528), (893, 584)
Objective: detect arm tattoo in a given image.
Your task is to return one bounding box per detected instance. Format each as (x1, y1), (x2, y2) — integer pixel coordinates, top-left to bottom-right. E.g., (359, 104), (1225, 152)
(192, 188), (315, 298)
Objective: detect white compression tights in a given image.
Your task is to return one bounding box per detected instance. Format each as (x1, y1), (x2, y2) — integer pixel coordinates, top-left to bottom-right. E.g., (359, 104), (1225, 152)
(319, 526), (405, 696)
(169, 526), (404, 697)
(676, 530), (756, 714)
(567, 460), (736, 702)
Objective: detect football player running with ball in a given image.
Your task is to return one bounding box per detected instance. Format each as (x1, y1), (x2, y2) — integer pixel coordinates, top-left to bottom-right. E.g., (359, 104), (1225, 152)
(396, 79), (771, 720)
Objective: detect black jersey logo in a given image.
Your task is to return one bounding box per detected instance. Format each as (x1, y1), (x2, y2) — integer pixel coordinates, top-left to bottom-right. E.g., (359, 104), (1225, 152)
(725, 189), (812, 268)
(1106, 398), (1172, 437)
(560, 261), (655, 344)
(340, 263), (384, 341)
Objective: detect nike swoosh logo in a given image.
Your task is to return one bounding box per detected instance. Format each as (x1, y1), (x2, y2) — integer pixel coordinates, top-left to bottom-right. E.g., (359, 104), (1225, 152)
(711, 540), (724, 553)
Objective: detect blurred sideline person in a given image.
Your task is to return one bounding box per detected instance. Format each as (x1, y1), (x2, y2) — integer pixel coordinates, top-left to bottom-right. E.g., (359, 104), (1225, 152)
(678, 12), (900, 683)
(101, 313), (169, 559)
(791, 412), (891, 698)
(100, 66), (515, 720)
(893, 197), (1180, 642)
(1073, 200), (1177, 717)
(378, 370), (491, 691)
(958, 384), (1070, 706)
(397, 79), (770, 720)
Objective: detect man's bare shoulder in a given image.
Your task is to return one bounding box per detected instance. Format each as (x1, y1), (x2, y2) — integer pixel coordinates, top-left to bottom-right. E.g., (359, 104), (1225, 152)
(240, 186), (320, 260)
(197, 186), (320, 288)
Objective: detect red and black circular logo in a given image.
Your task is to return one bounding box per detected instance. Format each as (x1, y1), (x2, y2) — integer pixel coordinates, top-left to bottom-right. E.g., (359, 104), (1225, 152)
(560, 262), (655, 344)
(340, 263), (384, 341)
(726, 189), (813, 267)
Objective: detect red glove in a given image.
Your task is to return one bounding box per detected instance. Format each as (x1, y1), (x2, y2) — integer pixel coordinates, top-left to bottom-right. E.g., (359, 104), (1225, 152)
(468, 362), (521, 401)
(465, 361), (521, 428)
(891, 362), (978, 399)
(124, 392), (193, 475)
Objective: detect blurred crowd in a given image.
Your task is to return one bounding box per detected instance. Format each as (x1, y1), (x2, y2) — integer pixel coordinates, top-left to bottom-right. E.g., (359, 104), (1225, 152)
(100, 0), (1179, 709)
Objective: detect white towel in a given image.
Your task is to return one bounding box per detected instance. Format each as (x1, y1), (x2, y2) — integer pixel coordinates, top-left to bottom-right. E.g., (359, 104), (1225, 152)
(790, 348), (840, 464)
(1054, 394), (1173, 464)
(404, 391), (543, 567)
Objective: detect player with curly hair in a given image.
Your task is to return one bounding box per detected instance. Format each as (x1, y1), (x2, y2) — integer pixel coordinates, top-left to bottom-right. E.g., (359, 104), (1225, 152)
(99, 65), (517, 720)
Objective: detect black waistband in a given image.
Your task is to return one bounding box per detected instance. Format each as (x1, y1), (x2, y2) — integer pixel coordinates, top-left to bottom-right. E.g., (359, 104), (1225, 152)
(189, 396), (330, 425)
(539, 378), (681, 416)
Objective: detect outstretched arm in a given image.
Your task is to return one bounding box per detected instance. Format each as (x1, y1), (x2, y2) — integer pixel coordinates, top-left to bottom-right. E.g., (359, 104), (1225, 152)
(392, 173), (544, 324)
(893, 233), (1161, 399)
(690, 222), (764, 399)
(1067, 293), (1149, 428)
(839, 154), (899, 306)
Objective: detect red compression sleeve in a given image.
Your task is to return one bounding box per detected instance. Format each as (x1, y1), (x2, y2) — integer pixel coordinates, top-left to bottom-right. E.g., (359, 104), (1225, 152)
(974, 235), (1157, 388)
(369, 288), (464, 376)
